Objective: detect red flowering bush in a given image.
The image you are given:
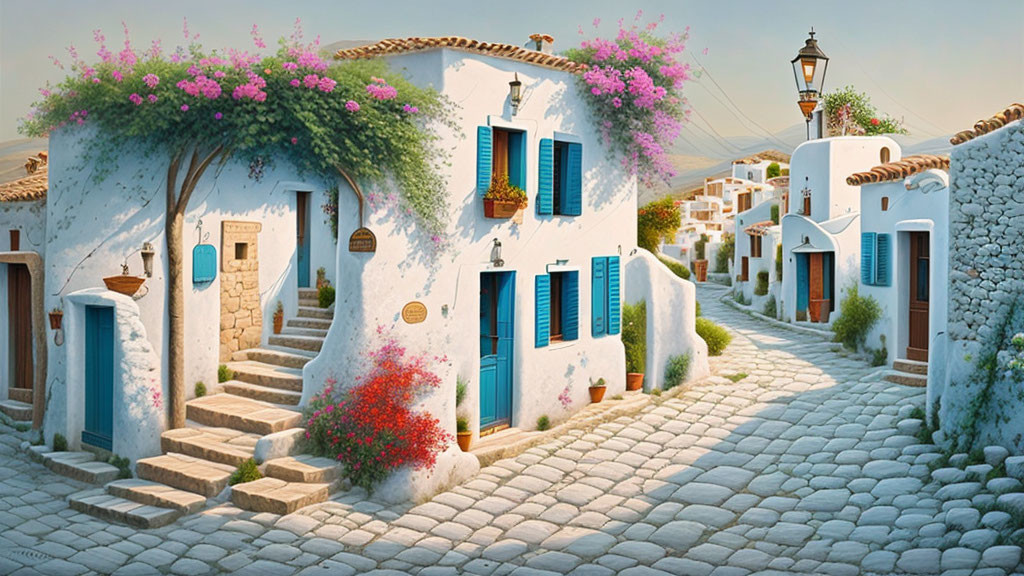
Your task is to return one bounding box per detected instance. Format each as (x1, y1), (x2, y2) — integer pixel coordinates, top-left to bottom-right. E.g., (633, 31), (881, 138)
(305, 336), (451, 493)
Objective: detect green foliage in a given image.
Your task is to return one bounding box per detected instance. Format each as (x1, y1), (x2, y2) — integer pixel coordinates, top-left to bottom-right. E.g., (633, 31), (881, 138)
(775, 244), (783, 280)
(229, 458), (263, 486)
(695, 301), (701, 317)
(456, 416), (469, 434)
(194, 381), (207, 398)
(694, 234), (709, 261)
(622, 301), (647, 373)
(733, 291), (750, 306)
(53, 433), (67, 452)
(696, 317), (731, 356)
(14, 423), (30, 433)
(763, 296), (777, 318)
(591, 378), (606, 387)
(770, 204), (780, 225)
(318, 284), (336, 308)
(323, 187), (339, 241)
(822, 85), (908, 137)
(536, 415), (551, 431)
(781, 168), (790, 176)
(483, 176), (528, 207)
(831, 284), (881, 351)
(663, 353), (691, 390)
(766, 162), (781, 179)
(870, 335), (888, 367)
(657, 255), (690, 280)
(650, 388), (661, 397)
(611, 394), (623, 400)
(218, 364), (234, 384)
(21, 34), (454, 240)
(754, 270), (769, 296)
(455, 375), (468, 407)
(909, 406), (927, 421)
(726, 373), (748, 383)
(637, 196), (682, 253)
(108, 455), (133, 479)
(715, 233), (734, 273)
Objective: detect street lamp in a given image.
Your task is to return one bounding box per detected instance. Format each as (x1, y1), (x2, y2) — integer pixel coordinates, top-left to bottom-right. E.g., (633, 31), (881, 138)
(791, 29), (829, 124)
(509, 73), (522, 116)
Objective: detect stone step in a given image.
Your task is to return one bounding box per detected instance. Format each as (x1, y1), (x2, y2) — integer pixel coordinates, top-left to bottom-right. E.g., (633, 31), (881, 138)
(222, 381), (302, 406)
(8, 387), (32, 404)
(43, 451), (120, 484)
(230, 477), (330, 515)
(235, 348), (314, 370)
(265, 455), (341, 484)
(161, 427), (258, 467)
(298, 298), (320, 308)
(136, 453), (235, 498)
(0, 399), (33, 422)
(298, 288), (318, 299)
(106, 479), (207, 515)
(280, 326), (329, 338)
(296, 306), (334, 320)
(884, 371), (927, 388)
(69, 490), (180, 529)
(226, 361), (303, 392)
(287, 317), (333, 330)
(268, 334), (324, 353)
(893, 358), (929, 376)
(186, 394), (302, 435)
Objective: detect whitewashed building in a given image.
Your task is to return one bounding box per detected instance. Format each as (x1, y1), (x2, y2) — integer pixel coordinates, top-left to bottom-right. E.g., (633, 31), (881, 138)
(733, 198), (781, 312)
(779, 136), (899, 324)
(732, 153), (789, 184)
(846, 155), (950, 387)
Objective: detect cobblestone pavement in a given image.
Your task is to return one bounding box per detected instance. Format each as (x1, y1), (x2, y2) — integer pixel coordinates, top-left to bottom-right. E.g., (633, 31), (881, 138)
(1, 284), (1022, 575)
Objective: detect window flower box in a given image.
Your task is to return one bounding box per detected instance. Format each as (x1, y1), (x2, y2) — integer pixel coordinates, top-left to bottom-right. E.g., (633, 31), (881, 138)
(483, 177), (528, 219)
(484, 199), (525, 219)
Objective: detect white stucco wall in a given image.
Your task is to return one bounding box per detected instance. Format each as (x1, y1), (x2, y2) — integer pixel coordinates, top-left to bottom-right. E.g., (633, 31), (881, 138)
(779, 213), (860, 325)
(788, 136), (900, 222)
(624, 250), (709, 391)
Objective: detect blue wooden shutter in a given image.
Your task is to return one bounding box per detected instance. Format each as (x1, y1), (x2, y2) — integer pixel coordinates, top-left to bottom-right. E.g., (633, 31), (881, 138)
(192, 244), (217, 284)
(564, 143), (583, 216)
(591, 258), (607, 336)
(607, 256), (621, 335)
(861, 232), (877, 285)
(562, 272), (579, 341)
(535, 275), (550, 347)
(538, 138), (554, 215)
(796, 253), (809, 311)
(477, 126), (492, 196)
(875, 234), (891, 286)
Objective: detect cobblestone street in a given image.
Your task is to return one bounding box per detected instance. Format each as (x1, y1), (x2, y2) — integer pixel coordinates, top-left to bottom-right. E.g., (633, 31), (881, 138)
(1, 284), (1022, 575)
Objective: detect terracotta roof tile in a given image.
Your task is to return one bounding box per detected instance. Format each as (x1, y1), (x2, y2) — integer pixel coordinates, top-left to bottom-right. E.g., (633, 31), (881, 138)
(950, 103), (1024, 146)
(333, 37), (586, 73)
(0, 163), (47, 203)
(846, 154), (949, 186)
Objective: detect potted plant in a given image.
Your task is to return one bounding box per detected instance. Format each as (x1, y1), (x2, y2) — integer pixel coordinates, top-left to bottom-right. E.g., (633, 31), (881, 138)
(692, 234), (709, 283)
(589, 378), (607, 403)
(809, 299), (830, 324)
(483, 177), (528, 219)
(273, 301), (284, 334)
(316, 267), (328, 290)
(456, 416), (472, 452)
(622, 301), (646, 391)
(48, 307), (64, 330)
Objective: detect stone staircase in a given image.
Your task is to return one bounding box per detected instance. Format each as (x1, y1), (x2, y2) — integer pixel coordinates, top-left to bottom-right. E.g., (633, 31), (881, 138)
(884, 358), (928, 387)
(0, 386), (34, 423)
(68, 288), (341, 527)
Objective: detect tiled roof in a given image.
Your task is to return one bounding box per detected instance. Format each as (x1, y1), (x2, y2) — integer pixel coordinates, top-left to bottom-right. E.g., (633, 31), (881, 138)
(845, 154), (949, 186)
(744, 220), (775, 236)
(333, 37), (587, 72)
(950, 103), (1024, 146)
(0, 159), (47, 203)
(733, 150), (791, 165)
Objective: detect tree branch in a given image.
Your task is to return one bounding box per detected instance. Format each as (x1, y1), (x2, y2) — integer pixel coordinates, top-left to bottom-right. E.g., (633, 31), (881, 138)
(177, 144), (225, 215)
(335, 165), (365, 227)
(167, 150), (183, 214)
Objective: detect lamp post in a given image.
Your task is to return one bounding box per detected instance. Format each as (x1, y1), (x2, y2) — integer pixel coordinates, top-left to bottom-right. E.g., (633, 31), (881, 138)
(791, 28), (829, 139)
(509, 73), (522, 116)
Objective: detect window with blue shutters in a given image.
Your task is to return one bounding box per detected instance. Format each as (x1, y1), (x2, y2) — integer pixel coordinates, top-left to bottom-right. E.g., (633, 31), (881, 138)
(537, 139), (554, 215)
(607, 256), (621, 334)
(538, 271), (579, 346)
(591, 256), (621, 336)
(477, 126), (492, 196)
(561, 272), (579, 341)
(535, 275), (550, 347)
(542, 139), (583, 217)
(861, 232), (877, 285)
(860, 232), (891, 286)
(875, 234), (891, 286)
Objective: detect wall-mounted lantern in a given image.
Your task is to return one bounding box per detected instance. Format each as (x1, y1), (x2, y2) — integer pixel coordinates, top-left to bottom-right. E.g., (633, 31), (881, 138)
(791, 29), (829, 130)
(141, 242), (155, 278)
(509, 73), (523, 116)
(490, 238), (504, 267)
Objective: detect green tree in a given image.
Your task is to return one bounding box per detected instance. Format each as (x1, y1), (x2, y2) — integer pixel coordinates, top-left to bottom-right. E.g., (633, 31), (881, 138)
(822, 86), (908, 137)
(637, 196), (682, 253)
(766, 162), (781, 179)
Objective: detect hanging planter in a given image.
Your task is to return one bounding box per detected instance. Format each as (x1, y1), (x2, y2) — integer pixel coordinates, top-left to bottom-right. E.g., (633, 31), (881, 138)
(103, 274), (146, 297)
(48, 309), (64, 330)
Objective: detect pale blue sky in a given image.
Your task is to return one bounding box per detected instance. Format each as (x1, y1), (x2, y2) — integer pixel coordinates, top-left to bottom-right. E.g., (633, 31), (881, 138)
(1, 0), (1021, 145)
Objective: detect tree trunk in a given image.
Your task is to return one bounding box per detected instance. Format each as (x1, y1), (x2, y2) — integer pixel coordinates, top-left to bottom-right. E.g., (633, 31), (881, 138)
(166, 210), (186, 428)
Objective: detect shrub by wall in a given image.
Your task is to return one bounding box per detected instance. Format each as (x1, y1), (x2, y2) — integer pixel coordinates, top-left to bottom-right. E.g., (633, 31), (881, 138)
(622, 301), (647, 374)
(754, 270), (769, 296)
(663, 353), (691, 390)
(763, 295), (777, 318)
(657, 255), (691, 280)
(696, 318), (731, 356)
(832, 284), (881, 351)
(715, 233), (734, 273)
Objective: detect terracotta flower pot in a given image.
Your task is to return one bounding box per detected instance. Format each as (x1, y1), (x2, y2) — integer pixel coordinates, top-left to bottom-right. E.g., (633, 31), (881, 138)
(589, 386), (606, 403)
(457, 431), (472, 452)
(484, 199), (524, 219)
(693, 260), (709, 283)
(809, 299), (830, 324)
(273, 314), (284, 335)
(626, 373), (644, 391)
(49, 311), (64, 330)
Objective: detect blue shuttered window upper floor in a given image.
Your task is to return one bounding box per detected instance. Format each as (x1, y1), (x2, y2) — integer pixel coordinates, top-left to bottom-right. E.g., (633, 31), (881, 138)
(477, 126), (492, 196)
(563, 143), (583, 216)
(537, 139), (554, 215)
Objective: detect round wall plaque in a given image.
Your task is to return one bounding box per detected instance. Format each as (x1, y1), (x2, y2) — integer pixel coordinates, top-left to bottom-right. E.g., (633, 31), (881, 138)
(402, 301), (428, 324)
(348, 227), (377, 253)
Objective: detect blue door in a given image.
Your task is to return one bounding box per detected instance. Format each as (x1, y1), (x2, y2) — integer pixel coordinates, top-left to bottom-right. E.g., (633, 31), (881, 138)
(480, 272), (515, 430)
(796, 253), (810, 314)
(297, 191), (311, 288)
(83, 306), (114, 451)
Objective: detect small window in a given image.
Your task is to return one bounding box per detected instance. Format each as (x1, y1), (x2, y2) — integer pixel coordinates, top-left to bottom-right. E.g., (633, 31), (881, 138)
(802, 195), (811, 217)
(492, 128), (526, 189)
(235, 243), (249, 260)
(880, 147), (890, 164)
(750, 235), (763, 258)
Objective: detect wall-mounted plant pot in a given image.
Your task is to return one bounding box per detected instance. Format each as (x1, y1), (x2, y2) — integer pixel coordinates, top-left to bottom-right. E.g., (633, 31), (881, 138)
(809, 299), (831, 323)
(103, 275), (146, 297)
(484, 199), (525, 219)
(626, 373), (644, 391)
(457, 431), (472, 452)
(693, 260), (709, 283)
(48, 311), (64, 330)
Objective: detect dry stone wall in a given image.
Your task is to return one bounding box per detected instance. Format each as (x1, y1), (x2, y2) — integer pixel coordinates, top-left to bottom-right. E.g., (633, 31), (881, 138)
(941, 120), (1024, 452)
(220, 221), (262, 361)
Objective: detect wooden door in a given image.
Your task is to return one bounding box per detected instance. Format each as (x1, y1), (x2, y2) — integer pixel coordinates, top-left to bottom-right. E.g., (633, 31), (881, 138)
(796, 253), (809, 314)
(741, 257), (749, 281)
(802, 195), (811, 217)
(907, 232), (930, 361)
(480, 272), (514, 432)
(8, 264), (32, 391)
(296, 192), (311, 288)
(84, 306), (114, 451)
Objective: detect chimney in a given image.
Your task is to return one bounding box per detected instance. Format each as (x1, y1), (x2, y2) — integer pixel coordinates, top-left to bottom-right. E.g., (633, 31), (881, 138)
(528, 33), (554, 54)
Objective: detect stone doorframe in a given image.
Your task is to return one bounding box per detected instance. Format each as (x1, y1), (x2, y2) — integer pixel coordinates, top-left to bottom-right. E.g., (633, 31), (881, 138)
(220, 221), (263, 362)
(0, 251), (46, 429)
